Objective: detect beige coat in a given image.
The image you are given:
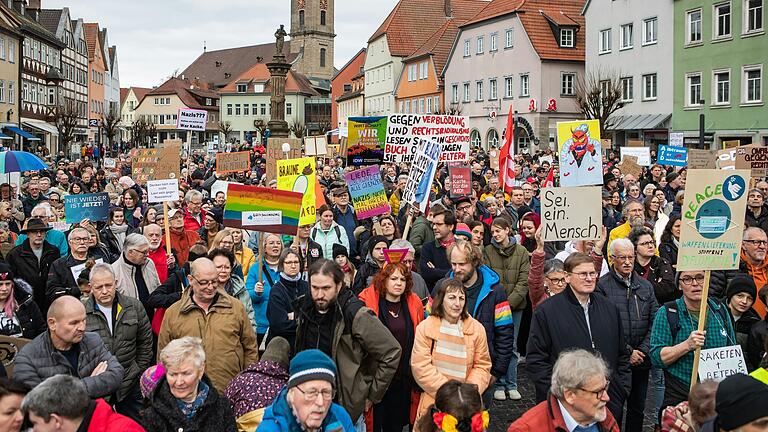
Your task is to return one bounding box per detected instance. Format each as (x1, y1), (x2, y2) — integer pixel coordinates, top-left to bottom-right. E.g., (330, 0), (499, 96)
(111, 254), (161, 300)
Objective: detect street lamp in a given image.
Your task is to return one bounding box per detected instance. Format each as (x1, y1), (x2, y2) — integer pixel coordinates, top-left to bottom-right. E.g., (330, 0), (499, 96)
(282, 142), (291, 159)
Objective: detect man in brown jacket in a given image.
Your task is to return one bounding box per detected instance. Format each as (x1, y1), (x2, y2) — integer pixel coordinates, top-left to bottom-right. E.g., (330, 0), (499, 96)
(158, 257), (259, 391)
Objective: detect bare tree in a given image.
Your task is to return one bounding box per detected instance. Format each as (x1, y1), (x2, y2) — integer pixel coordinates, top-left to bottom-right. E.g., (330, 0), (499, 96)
(218, 121), (233, 142)
(146, 121), (157, 146)
(437, 103), (463, 116)
(131, 117), (149, 147)
(289, 121), (305, 139)
(575, 68), (625, 137)
(52, 98), (79, 155)
(101, 105), (121, 155)
(316, 120), (332, 135)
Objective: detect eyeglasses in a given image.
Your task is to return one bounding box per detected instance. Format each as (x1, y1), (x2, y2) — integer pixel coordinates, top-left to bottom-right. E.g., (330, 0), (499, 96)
(680, 275), (706, 285)
(638, 240), (656, 247)
(546, 276), (566, 286)
(283, 260), (300, 266)
(71, 237), (90, 243)
(130, 249), (150, 256)
(743, 239), (768, 247)
(294, 386), (335, 401)
(570, 271), (598, 280)
(578, 381), (610, 399)
(610, 255), (634, 262)
(190, 275), (217, 287)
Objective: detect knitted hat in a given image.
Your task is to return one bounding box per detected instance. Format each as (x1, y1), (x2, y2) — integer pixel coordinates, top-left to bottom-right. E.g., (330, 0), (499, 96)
(0, 262), (14, 281)
(207, 209), (223, 225)
(726, 276), (757, 303)
(455, 223), (472, 240)
(140, 363), (166, 398)
(715, 373), (768, 429)
(332, 244), (349, 259)
(368, 235), (391, 252)
(288, 349), (337, 388)
(261, 336), (290, 370)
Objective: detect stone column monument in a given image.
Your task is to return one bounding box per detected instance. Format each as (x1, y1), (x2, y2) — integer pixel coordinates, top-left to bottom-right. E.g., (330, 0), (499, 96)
(267, 25), (291, 138)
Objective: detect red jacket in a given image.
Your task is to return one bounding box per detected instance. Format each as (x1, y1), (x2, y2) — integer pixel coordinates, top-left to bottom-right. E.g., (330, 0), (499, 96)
(183, 207), (206, 232)
(508, 395), (619, 432)
(84, 399), (146, 431)
(168, 228), (201, 267)
(148, 247), (169, 283)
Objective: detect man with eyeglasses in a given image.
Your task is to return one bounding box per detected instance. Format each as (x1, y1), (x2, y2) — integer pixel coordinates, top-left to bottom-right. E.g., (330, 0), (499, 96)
(46, 227), (102, 303)
(527, 252), (631, 424)
(259, 349), (355, 432)
(738, 227), (768, 318)
(111, 233), (161, 321)
(143, 223), (174, 284)
(650, 270), (736, 412)
(597, 238), (658, 432)
(158, 257), (259, 391)
(183, 189), (207, 232)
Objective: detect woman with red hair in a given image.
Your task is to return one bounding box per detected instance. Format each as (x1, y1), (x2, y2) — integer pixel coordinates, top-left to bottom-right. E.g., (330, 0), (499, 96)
(518, 212), (540, 253)
(359, 262), (425, 432)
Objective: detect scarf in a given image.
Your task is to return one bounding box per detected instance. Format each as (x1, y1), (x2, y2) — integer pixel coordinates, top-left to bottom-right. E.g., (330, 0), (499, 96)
(110, 224), (129, 250)
(280, 271), (302, 282)
(439, 235), (456, 250)
(340, 263), (351, 273)
(176, 380), (209, 421)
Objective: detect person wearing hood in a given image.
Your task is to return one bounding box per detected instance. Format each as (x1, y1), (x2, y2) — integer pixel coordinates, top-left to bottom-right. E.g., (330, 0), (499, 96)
(436, 240), (514, 399)
(351, 235), (390, 295)
(225, 337), (291, 432)
(0, 262), (45, 339)
(724, 276), (761, 370)
(482, 218), (529, 401)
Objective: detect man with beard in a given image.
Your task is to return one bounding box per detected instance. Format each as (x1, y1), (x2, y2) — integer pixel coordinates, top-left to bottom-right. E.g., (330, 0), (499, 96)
(509, 350), (619, 431)
(294, 259), (401, 427)
(438, 240), (514, 397)
(13, 295), (124, 398)
(143, 223), (174, 283)
(607, 199), (645, 263)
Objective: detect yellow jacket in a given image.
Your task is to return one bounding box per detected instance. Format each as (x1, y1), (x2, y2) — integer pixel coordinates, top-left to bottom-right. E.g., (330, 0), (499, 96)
(235, 245), (256, 278)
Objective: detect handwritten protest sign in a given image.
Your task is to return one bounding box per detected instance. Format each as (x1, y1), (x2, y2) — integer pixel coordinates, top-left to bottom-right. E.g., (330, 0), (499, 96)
(670, 132), (684, 147)
(147, 179), (180, 203)
(132, 140), (181, 184)
(717, 148), (737, 170)
(556, 120), (602, 187)
(347, 116), (387, 166)
(344, 166), (390, 219)
(385, 114), (470, 164)
(678, 169), (749, 271)
(658, 145), (688, 167)
(216, 151), (251, 174)
(449, 167), (472, 198)
(0, 335), (30, 376)
(266, 138), (302, 183)
(401, 138), (442, 212)
(617, 155), (643, 179)
(621, 147), (651, 166)
(688, 149), (717, 169)
(735, 144), (768, 177)
(176, 108), (208, 131)
(277, 157), (317, 226)
(64, 193), (110, 223)
(697, 345), (748, 382)
(305, 135), (328, 156)
(541, 187), (602, 241)
(223, 184), (302, 235)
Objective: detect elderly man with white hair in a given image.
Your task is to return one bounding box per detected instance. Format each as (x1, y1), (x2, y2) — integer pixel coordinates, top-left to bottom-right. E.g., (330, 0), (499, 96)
(46, 227), (100, 302)
(597, 237), (658, 432)
(509, 349), (619, 431)
(15, 203), (69, 256)
(111, 233), (161, 320)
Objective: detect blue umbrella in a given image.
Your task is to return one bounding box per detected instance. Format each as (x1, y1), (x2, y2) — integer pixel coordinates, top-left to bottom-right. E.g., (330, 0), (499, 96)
(0, 151), (48, 173)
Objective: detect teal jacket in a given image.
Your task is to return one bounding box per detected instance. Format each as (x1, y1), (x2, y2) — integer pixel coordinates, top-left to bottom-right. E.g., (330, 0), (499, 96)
(257, 387), (355, 432)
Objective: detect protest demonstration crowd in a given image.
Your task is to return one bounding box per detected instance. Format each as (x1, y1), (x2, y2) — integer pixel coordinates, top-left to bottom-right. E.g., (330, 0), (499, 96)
(0, 123), (765, 432)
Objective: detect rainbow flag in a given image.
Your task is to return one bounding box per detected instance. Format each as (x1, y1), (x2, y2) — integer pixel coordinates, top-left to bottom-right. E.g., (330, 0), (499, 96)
(223, 184), (303, 235)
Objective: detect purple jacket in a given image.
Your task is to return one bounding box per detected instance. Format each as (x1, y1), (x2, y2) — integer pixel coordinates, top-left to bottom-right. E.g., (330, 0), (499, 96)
(224, 360), (289, 418)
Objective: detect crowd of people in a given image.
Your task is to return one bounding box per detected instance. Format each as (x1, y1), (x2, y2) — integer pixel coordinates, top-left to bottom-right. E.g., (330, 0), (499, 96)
(0, 146), (765, 432)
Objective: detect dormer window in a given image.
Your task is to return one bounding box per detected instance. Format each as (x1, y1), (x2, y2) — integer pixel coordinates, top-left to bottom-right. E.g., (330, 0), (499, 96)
(560, 29), (574, 47)
(237, 84), (247, 93)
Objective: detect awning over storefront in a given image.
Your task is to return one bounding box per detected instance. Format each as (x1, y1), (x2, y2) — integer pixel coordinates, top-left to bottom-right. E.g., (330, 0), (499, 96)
(0, 132), (12, 140)
(606, 114), (671, 131)
(22, 120), (59, 136)
(5, 126), (40, 140)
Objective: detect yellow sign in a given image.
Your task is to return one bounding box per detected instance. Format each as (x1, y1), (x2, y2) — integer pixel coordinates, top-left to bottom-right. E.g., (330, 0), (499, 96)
(277, 157), (317, 226)
(556, 119), (602, 187)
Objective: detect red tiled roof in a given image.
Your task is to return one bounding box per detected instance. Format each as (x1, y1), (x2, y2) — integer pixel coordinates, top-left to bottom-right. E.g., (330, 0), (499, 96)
(120, 88), (129, 104)
(405, 19), (461, 84)
(219, 63), (319, 96)
(462, 0), (524, 26)
(369, 0), (489, 57)
(83, 23), (99, 61)
(132, 87), (152, 105)
(145, 78), (219, 111)
(540, 10), (579, 26)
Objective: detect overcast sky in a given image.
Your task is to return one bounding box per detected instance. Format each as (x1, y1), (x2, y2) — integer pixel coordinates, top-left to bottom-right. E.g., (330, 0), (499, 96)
(42, 0), (398, 88)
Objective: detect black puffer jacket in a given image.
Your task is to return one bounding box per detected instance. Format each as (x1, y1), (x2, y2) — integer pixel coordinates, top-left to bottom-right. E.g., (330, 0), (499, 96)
(729, 307), (761, 371)
(139, 376), (237, 432)
(635, 255), (678, 304)
(658, 240), (678, 268)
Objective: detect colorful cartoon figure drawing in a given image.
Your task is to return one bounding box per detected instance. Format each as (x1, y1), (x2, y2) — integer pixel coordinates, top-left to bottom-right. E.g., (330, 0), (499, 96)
(559, 123), (602, 186)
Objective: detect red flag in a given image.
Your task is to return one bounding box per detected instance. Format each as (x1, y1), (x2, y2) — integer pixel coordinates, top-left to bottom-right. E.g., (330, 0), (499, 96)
(541, 167), (555, 188)
(498, 105), (516, 194)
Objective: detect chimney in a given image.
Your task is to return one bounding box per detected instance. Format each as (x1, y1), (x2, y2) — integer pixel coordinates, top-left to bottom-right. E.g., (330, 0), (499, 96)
(444, 0), (452, 17)
(27, 0), (40, 10)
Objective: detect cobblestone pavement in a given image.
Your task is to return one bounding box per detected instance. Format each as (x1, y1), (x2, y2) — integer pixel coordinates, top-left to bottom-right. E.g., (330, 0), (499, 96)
(488, 364), (658, 432)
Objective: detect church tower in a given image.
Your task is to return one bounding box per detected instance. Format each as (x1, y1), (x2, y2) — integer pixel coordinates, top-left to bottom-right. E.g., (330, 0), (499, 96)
(290, 0), (335, 82)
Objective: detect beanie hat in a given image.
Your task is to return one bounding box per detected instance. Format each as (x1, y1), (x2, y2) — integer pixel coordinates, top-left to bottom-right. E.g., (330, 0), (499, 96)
(726, 276), (757, 302)
(368, 235), (391, 253)
(455, 223), (472, 239)
(261, 336), (290, 370)
(0, 262), (14, 281)
(332, 243), (349, 259)
(140, 363), (166, 398)
(288, 349), (337, 388)
(715, 373), (768, 429)
(207, 208), (224, 225)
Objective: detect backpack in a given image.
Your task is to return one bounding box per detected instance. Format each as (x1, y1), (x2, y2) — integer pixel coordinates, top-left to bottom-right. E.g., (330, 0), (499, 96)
(311, 226), (342, 243)
(664, 298), (730, 340)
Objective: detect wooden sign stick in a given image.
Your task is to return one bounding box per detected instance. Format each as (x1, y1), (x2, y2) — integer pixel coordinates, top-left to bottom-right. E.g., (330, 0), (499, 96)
(257, 232), (264, 285)
(689, 270), (712, 391)
(402, 207), (415, 240)
(163, 202), (172, 256)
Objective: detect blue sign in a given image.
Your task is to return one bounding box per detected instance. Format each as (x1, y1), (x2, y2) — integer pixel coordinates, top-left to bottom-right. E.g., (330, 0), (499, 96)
(657, 145), (688, 167)
(64, 193), (110, 224)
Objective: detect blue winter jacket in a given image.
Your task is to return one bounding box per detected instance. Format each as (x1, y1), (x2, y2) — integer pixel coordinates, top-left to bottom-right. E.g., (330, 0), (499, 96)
(245, 259), (280, 335)
(257, 387), (355, 432)
(435, 265), (515, 377)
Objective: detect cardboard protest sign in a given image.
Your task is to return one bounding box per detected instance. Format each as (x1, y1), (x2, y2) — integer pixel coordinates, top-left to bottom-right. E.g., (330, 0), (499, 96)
(735, 144), (768, 177)
(617, 155), (643, 179)
(541, 187), (602, 241)
(723, 140), (741, 149)
(385, 114), (470, 164)
(688, 149), (718, 169)
(216, 151), (251, 174)
(177, 108), (208, 131)
(717, 148), (737, 170)
(627, 139), (644, 147)
(601, 138), (613, 150)
(0, 335), (30, 377)
(670, 132), (685, 147)
(658, 145), (688, 167)
(223, 184), (302, 235)
(305, 135), (328, 156)
(677, 169), (749, 271)
(266, 138), (302, 183)
(347, 116), (387, 166)
(344, 166), (390, 219)
(132, 140), (181, 184)
(64, 193), (110, 224)
(449, 167), (472, 198)
(401, 138), (442, 212)
(557, 120), (602, 187)
(697, 345), (748, 382)
(147, 179), (180, 203)
(621, 147), (651, 166)
(277, 157), (317, 226)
